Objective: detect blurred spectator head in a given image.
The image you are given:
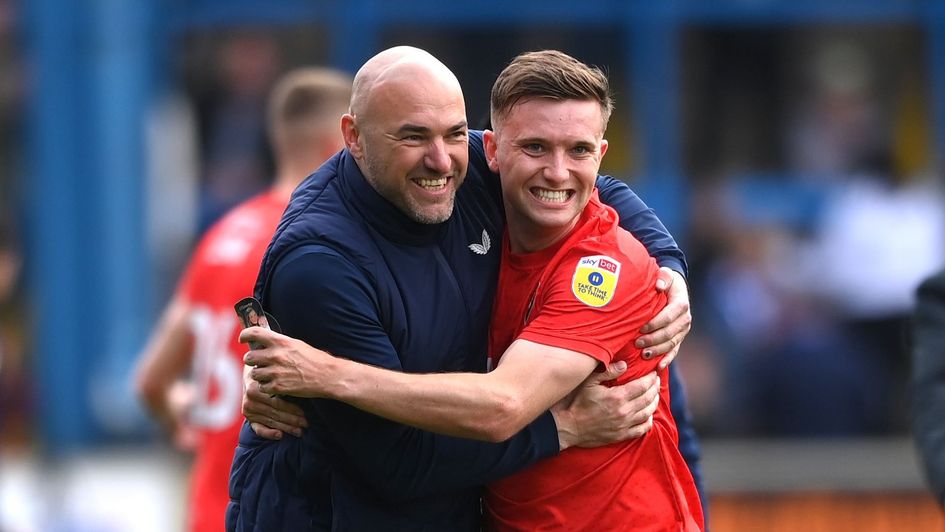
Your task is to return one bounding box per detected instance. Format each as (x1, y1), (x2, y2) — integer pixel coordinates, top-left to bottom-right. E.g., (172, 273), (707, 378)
(266, 66), (352, 166)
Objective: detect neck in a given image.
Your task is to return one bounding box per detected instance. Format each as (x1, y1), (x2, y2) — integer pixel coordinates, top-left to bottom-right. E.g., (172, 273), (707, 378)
(273, 157), (325, 196)
(270, 179), (297, 199)
(506, 216), (579, 254)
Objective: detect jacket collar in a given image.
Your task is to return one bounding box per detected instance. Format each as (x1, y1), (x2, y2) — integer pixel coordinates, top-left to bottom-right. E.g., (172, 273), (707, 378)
(339, 150), (446, 246)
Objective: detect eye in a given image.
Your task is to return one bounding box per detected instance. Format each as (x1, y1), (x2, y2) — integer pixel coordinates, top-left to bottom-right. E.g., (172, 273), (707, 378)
(571, 145), (592, 156)
(402, 134), (424, 142)
(449, 130), (468, 141)
(522, 143), (544, 154)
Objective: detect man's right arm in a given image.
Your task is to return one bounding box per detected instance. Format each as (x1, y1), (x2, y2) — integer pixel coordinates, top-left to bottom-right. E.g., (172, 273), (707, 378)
(263, 245), (561, 500)
(247, 331), (611, 443)
(133, 295), (196, 448)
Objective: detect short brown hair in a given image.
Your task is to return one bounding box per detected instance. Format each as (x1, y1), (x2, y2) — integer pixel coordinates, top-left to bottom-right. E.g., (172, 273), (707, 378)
(490, 50), (613, 130)
(267, 67), (353, 145)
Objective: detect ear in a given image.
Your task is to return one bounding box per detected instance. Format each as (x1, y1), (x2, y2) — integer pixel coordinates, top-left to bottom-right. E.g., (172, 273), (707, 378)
(483, 129), (500, 173)
(599, 138), (609, 160)
(341, 114), (362, 159)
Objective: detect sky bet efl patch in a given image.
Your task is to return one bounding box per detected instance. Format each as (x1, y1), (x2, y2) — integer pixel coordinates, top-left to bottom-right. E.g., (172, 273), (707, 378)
(571, 255), (621, 307)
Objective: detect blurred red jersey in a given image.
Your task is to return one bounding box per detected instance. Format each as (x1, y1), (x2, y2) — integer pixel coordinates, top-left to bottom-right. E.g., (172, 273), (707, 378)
(176, 189), (288, 532)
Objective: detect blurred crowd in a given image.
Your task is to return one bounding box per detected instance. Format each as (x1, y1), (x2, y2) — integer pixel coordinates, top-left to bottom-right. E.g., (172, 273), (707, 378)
(679, 29), (945, 437)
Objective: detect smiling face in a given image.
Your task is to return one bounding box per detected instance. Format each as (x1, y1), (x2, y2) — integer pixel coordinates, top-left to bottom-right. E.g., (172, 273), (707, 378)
(485, 97), (608, 253)
(344, 54), (469, 224)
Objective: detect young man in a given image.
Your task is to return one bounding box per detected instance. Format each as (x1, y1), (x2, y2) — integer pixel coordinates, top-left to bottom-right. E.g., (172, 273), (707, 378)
(132, 67), (352, 532)
(243, 50), (703, 531)
(479, 50), (702, 530)
(228, 47), (698, 531)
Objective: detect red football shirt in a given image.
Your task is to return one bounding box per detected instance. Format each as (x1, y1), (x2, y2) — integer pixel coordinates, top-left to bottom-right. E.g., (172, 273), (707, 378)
(485, 192), (703, 531)
(176, 189), (288, 532)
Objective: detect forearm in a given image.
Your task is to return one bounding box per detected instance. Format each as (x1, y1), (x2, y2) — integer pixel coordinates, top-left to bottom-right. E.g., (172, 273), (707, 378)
(326, 357), (537, 442)
(133, 298), (193, 436)
(139, 387), (178, 434)
(249, 336), (592, 443)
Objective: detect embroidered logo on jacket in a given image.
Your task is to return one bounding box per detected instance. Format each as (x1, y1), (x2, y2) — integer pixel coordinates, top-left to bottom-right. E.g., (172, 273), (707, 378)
(468, 229), (491, 255)
(571, 255), (620, 307)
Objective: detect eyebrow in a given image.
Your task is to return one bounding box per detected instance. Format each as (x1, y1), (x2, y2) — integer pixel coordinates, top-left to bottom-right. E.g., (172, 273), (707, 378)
(513, 136), (548, 145)
(395, 120), (468, 135)
(515, 136), (595, 148)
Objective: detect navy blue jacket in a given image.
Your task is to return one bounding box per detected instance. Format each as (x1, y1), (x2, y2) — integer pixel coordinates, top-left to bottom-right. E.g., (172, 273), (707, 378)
(227, 131), (702, 531)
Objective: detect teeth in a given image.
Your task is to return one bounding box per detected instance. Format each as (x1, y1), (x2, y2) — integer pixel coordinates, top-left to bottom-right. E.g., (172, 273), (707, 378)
(534, 189), (568, 203)
(416, 177), (448, 190)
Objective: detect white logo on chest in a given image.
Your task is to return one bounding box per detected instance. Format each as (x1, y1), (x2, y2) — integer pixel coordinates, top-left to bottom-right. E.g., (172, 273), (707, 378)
(468, 229), (491, 255)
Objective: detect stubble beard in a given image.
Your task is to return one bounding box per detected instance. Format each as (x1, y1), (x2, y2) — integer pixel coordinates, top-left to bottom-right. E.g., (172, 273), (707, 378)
(362, 153), (456, 225)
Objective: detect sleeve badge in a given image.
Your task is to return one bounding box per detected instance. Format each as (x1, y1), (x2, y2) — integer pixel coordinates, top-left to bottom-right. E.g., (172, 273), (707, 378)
(571, 255), (621, 308)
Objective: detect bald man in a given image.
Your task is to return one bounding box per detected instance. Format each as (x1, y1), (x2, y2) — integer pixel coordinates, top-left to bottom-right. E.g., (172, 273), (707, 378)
(226, 47), (697, 531)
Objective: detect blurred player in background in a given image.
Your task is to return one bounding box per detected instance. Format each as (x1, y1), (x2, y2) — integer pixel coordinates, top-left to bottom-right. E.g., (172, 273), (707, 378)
(133, 66), (352, 532)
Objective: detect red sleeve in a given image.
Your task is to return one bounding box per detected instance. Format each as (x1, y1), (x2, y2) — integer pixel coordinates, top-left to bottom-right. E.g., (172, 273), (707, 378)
(517, 236), (667, 379)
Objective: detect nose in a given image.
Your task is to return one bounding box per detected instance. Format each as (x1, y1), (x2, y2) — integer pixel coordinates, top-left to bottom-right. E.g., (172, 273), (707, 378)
(424, 137), (452, 175)
(543, 151), (569, 184)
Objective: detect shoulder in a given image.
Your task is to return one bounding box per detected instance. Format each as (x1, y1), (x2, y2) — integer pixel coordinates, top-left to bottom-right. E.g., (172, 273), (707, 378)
(555, 230), (657, 303)
(267, 244), (376, 315)
(218, 190), (287, 236)
(271, 151), (347, 241)
(255, 157), (386, 305)
(273, 244), (360, 279)
(265, 243), (388, 354)
(264, 154), (363, 268)
(554, 245), (641, 289)
(591, 198), (656, 274)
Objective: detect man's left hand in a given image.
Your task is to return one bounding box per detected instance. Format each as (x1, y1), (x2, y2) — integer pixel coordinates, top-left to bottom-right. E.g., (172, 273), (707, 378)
(636, 267), (691, 369)
(552, 365), (660, 450)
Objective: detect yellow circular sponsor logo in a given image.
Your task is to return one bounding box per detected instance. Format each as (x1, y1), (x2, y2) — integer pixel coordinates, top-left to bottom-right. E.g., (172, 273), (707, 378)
(571, 255), (620, 307)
